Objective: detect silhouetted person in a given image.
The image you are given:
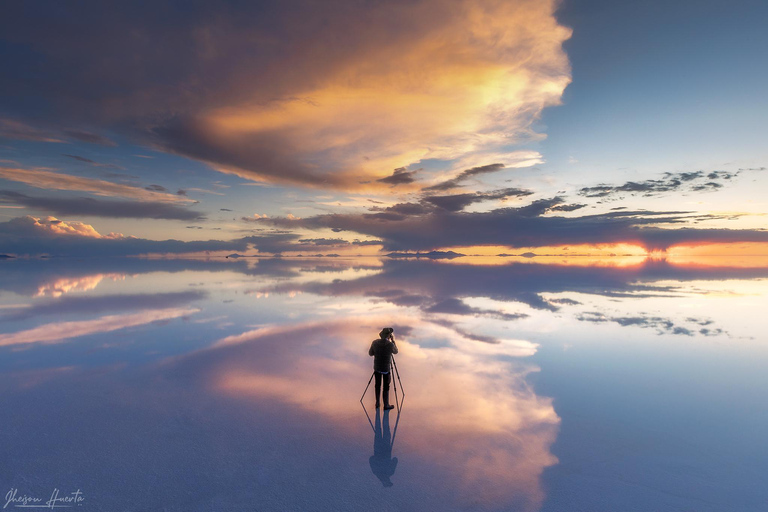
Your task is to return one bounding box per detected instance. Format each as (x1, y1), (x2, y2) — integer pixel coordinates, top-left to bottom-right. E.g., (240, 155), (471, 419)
(369, 408), (397, 487)
(369, 327), (398, 410)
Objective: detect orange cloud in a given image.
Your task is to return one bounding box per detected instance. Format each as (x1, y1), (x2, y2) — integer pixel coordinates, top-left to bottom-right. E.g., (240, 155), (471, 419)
(0, 167), (192, 203)
(10, 215), (127, 239)
(35, 273), (127, 298)
(167, 0), (571, 190)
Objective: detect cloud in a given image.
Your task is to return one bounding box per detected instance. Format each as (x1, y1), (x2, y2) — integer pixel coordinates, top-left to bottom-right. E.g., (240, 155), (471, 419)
(62, 129), (116, 146)
(579, 170), (740, 199)
(576, 312), (727, 337)
(0, 215), (246, 257)
(0, 308), (198, 347)
(145, 184), (169, 193)
(1, 291), (207, 321)
(187, 316), (557, 508)
(0, 215), (383, 258)
(376, 167), (418, 186)
(0, 215), (124, 239)
(63, 154), (124, 170)
(0, 118), (65, 143)
(423, 163), (506, 191)
(250, 255), (768, 325)
(0, 0), (572, 189)
(422, 187), (533, 212)
(0, 119), (117, 146)
(259, 198), (768, 251)
(359, 186), (534, 220)
(241, 213), (269, 222)
(0, 166), (191, 203)
(0, 191), (204, 220)
(426, 297), (528, 321)
(549, 203), (587, 212)
(297, 238), (350, 247)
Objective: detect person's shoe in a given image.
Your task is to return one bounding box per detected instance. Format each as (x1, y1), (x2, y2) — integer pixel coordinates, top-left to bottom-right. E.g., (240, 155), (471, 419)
(375, 401), (380, 409)
(383, 404), (395, 410)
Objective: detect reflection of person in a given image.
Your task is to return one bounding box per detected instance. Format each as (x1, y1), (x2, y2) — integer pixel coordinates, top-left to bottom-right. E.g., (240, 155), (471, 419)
(368, 327), (398, 410)
(369, 408), (398, 487)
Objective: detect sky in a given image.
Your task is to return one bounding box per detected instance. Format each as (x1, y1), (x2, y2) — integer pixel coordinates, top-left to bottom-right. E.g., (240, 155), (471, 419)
(0, 0), (766, 258)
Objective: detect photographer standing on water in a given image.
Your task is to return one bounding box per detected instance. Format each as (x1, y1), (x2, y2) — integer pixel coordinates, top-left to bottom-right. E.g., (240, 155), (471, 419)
(369, 327), (398, 410)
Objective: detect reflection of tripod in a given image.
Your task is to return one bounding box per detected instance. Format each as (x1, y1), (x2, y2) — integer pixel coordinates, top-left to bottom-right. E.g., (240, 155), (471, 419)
(360, 356), (405, 413)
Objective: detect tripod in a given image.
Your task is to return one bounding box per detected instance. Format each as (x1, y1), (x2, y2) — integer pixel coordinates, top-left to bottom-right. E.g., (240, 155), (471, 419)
(360, 356), (405, 412)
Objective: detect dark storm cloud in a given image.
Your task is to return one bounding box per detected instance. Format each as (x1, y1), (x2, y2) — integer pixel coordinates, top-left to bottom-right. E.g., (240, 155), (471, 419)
(423, 163), (507, 191)
(579, 170), (740, 198)
(0, 190), (203, 220)
(376, 167), (417, 186)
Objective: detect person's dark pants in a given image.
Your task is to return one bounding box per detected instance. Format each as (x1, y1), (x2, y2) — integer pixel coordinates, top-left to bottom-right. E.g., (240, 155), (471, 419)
(374, 371), (391, 406)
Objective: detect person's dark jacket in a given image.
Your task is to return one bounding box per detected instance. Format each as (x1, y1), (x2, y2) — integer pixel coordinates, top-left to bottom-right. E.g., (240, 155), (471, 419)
(369, 338), (398, 373)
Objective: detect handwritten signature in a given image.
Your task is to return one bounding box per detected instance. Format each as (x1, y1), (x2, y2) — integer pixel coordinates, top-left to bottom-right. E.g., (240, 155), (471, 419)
(4, 489), (84, 509)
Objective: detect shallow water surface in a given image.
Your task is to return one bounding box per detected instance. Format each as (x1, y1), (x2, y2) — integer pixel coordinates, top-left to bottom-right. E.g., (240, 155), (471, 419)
(0, 256), (766, 511)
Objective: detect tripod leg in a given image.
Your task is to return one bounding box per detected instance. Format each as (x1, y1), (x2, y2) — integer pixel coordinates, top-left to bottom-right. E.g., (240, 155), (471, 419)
(391, 363), (399, 410)
(392, 357), (405, 398)
(360, 371), (375, 403)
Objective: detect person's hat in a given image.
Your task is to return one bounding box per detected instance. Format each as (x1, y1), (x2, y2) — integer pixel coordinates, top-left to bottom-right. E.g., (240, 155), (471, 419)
(379, 327), (394, 338)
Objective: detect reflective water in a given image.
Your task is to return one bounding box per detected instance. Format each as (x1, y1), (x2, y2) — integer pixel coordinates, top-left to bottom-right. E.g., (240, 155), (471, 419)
(1, 256), (766, 511)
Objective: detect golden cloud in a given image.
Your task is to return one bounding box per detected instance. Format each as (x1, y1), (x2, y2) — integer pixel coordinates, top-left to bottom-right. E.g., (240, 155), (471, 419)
(11, 215), (127, 240)
(170, 0), (571, 190)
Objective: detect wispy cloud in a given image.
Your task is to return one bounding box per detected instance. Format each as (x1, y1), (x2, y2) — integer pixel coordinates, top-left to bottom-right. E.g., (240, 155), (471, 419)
(0, 191), (204, 220)
(0, 119), (116, 146)
(0, 119), (65, 143)
(423, 163), (506, 191)
(1, 291), (207, 321)
(577, 311), (727, 337)
(0, 166), (191, 203)
(63, 154), (124, 170)
(0, 307), (198, 347)
(62, 129), (116, 147)
(578, 170), (740, 199)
